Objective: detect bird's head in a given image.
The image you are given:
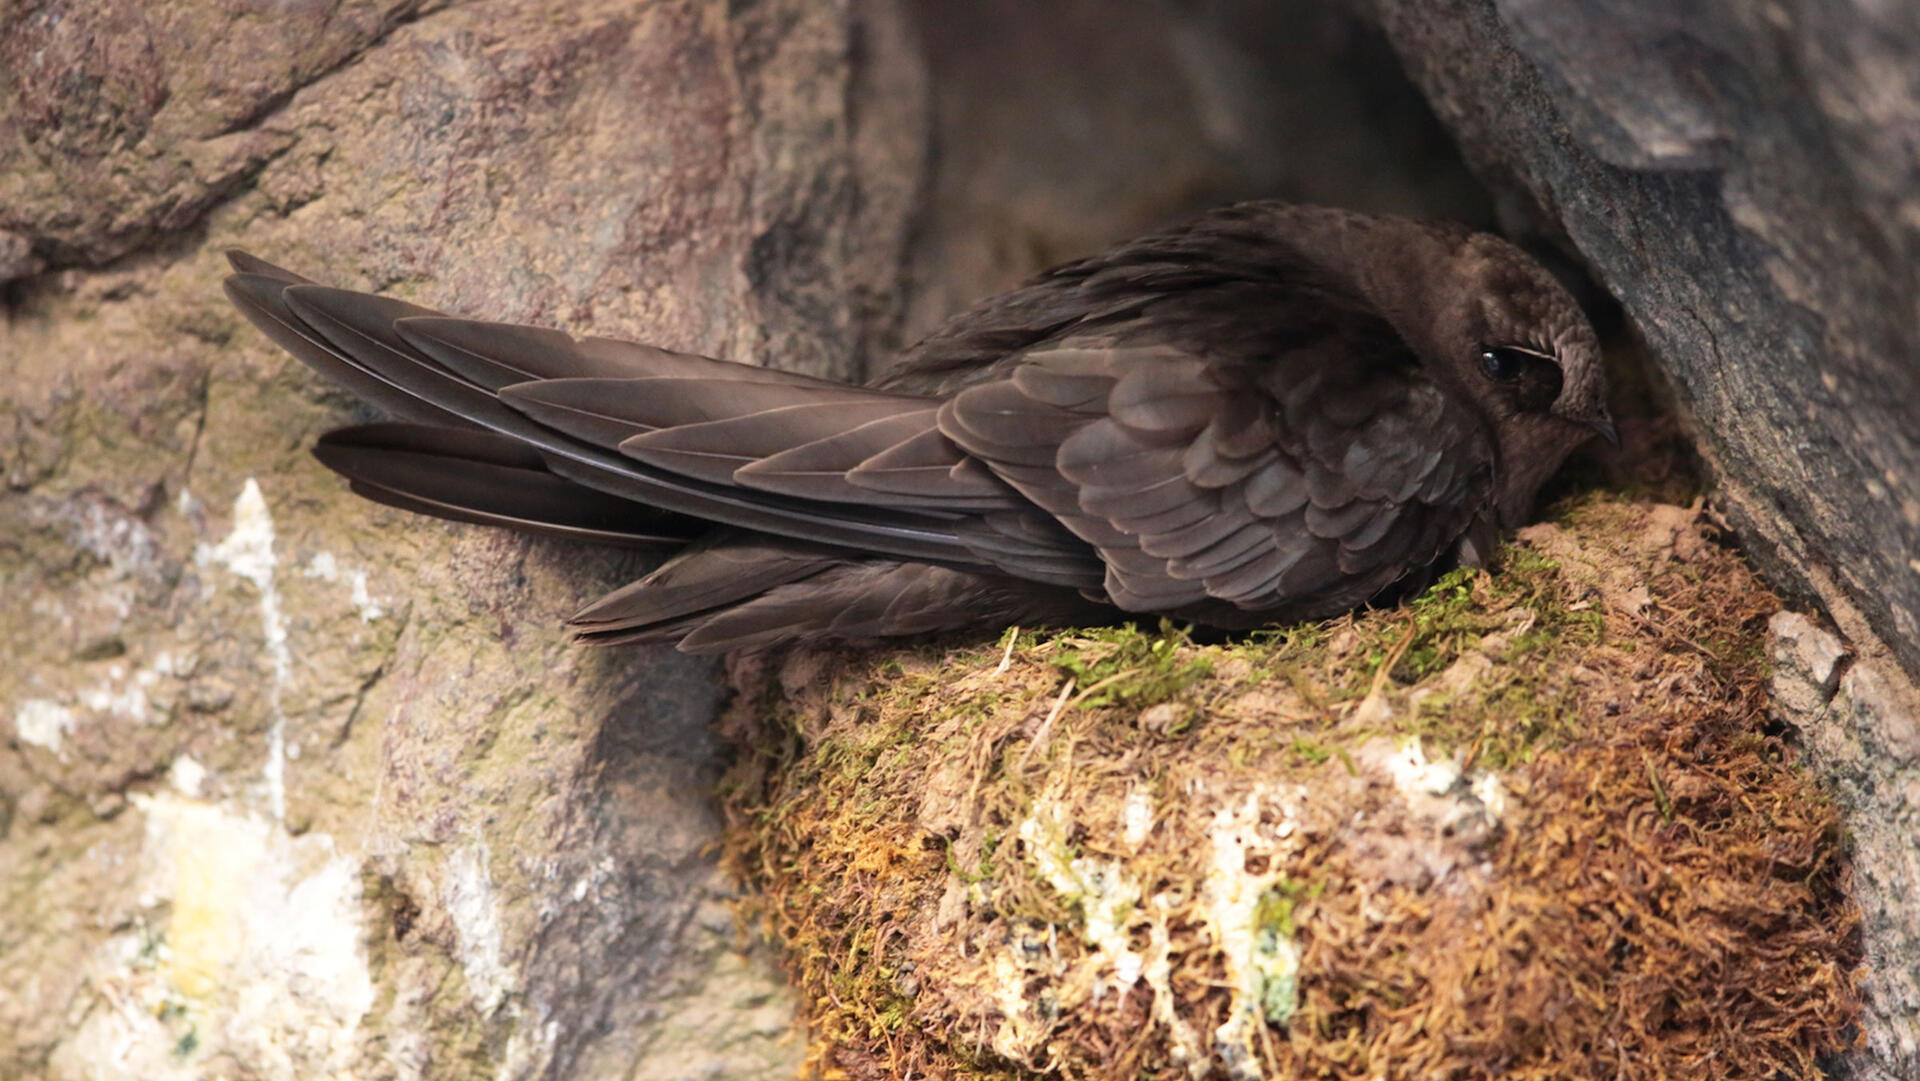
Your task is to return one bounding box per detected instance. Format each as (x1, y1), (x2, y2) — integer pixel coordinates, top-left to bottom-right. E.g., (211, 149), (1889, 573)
(1334, 216), (1615, 527)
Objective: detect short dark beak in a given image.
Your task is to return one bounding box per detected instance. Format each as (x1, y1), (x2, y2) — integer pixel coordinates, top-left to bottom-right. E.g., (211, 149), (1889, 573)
(1583, 413), (1620, 447)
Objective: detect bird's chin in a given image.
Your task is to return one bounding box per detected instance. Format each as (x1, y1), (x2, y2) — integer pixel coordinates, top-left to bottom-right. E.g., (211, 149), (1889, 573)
(1494, 419), (1588, 528)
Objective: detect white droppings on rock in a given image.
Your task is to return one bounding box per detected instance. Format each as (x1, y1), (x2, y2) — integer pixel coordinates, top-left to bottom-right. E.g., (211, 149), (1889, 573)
(305, 551), (385, 622)
(1345, 737), (1511, 893)
(1472, 771), (1510, 823)
(1358, 736), (1510, 841)
(169, 754), (207, 797)
(196, 478), (291, 820)
(444, 840), (514, 1012)
(77, 662), (156, 722)
(15, 698), (76, 754)
(55, 489), (162, 578)
(199, 479), (279, 590)
(1140, 896), (1204, 1070)
(1005, 785), (1304, 1080)
(58, 794), (374, 1080)
(13, 651), (178, 755)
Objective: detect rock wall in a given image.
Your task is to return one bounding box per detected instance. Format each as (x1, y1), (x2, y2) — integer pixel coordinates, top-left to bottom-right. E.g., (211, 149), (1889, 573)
(0, 0), (924, 1076)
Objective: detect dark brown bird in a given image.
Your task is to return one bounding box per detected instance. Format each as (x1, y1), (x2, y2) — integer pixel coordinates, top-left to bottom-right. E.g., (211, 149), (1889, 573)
(225, 202), (1613, 653)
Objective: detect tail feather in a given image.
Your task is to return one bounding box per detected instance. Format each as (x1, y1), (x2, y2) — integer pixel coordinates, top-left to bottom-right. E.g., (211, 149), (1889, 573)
(313, 423), (697, 548)
(667, 561), (1111, 654)
(226, 252), (1008, 566)
(567, 535), (839, 633)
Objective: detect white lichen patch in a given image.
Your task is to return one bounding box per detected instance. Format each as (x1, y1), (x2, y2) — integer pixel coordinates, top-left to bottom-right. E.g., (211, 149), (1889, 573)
(58, 793), (374, 1080)
(304, 550), (386, 622)
(443, 840), (514, 1012)
(195, 479), (291, 820)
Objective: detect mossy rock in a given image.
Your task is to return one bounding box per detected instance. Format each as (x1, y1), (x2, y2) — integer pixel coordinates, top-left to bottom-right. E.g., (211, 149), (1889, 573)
(717, 495), (1859, 1080)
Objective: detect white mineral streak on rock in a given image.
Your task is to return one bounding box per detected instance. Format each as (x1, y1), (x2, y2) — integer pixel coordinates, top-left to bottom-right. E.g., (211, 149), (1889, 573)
(59, 794), (373, 1080)
(444, 840), (514, 1012)
(494, 1021), (553, 1081)
(196, 479), (291, 820)
(305, 550), (386, 622)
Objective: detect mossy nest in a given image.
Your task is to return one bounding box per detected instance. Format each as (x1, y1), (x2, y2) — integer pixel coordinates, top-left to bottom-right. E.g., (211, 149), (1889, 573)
(715, 495), (1859, 1080)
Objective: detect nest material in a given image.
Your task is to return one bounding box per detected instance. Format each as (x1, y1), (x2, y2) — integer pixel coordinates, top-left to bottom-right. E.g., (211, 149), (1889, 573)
(717, 495), (1860, 1080)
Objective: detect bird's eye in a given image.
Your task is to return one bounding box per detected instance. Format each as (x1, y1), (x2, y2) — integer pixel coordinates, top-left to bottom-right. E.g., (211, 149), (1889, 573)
(1479, 347), (1531, 382)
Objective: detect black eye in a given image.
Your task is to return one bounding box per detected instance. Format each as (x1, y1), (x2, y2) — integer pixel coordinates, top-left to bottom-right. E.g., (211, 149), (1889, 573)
(1479, 347), (1529, 382)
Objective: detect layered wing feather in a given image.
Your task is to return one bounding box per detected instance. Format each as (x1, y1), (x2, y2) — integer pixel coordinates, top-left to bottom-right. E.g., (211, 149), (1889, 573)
(940, 333), (1494, 624)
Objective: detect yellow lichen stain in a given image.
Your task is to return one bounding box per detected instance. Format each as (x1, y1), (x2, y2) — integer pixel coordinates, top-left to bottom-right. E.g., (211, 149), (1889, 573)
(153, 797), (265, 1000)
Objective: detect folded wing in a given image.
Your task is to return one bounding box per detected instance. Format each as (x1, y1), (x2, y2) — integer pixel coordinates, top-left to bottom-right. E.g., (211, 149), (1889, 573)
(939, 335), (1494, 624)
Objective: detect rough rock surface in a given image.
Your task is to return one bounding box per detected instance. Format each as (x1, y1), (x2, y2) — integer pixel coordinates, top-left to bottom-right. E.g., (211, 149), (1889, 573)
(10, 0), (1908, 1076)
(1771, 613), (1920, 1080)
(899, 0), (1492, 343)
(1, 0), (926, 1076)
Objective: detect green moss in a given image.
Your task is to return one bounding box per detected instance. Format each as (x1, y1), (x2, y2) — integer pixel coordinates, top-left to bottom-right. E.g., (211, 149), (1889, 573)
(1047, 621), (1214, 710)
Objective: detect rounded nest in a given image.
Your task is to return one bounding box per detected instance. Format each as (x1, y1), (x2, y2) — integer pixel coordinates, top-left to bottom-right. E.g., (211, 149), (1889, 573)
(717, 495), (1859, 1080)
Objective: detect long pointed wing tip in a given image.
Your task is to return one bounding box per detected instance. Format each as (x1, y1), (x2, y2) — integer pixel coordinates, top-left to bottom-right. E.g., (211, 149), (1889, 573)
(223, 249), (317, 285)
